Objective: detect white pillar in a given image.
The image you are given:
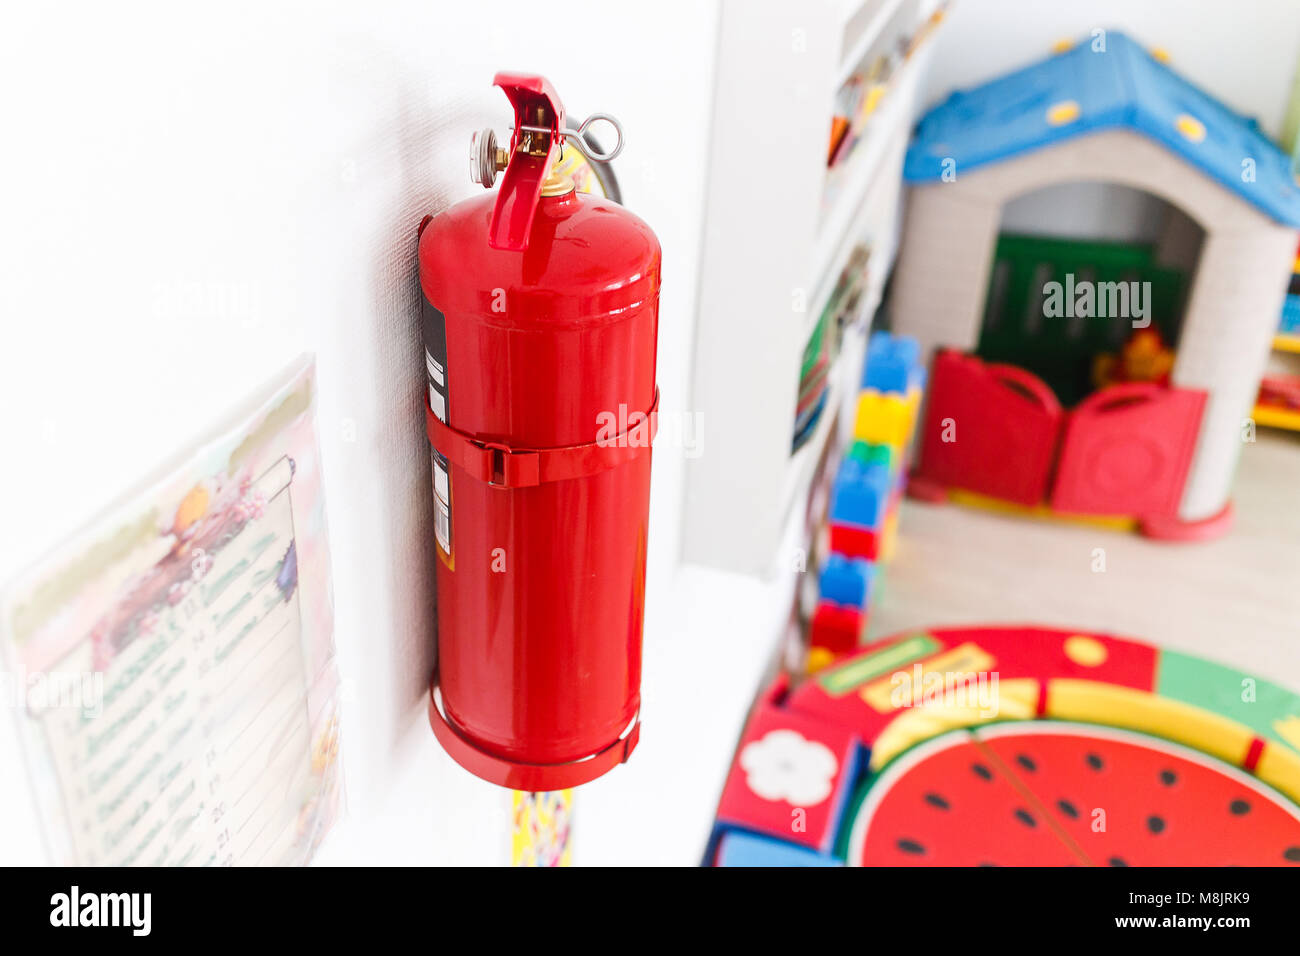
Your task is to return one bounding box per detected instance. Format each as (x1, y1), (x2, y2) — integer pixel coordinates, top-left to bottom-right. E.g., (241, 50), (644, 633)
(1173, 226), (1297, 521)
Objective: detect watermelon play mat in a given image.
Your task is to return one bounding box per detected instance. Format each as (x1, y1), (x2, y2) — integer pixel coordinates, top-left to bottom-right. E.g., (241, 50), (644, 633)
(706, 626), (1300, 867)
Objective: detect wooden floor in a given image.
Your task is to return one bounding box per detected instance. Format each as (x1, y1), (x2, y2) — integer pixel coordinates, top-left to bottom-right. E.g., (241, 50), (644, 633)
(870, 429), (1300, 688)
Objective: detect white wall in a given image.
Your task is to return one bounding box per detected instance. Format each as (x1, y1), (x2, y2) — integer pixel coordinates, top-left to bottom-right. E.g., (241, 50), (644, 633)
(0, 1), (718, 865)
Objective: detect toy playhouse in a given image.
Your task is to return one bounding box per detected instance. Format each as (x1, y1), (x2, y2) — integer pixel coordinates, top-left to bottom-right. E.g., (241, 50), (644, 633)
(889, 33), (1300, 540)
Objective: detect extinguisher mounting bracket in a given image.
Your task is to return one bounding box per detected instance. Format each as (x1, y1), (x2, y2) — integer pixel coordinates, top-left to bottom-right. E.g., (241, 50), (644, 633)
(428, 674), (641, 790)
(480, 441), (539, 488)
(424, 390), (659, 489)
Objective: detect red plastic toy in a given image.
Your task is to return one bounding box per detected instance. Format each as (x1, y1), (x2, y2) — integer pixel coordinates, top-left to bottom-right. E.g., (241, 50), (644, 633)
(913, 350), (1207, 524)
(707, 625), (1300, 866)
(915, 350), (1063, 506)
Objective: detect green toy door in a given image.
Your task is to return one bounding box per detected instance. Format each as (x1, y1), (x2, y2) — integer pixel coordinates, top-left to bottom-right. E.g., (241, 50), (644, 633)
(977, 235), (1188, 407)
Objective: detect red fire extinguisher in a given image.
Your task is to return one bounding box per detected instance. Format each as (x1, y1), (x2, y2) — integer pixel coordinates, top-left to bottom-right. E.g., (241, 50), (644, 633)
(417, 74), (660, 790)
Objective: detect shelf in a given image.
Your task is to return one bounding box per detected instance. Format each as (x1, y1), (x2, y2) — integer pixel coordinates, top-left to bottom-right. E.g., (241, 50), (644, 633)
(810, 38), (934, 318)
(835, 0), (909, 90)
(1253, 402), (1300, 431)
(783, 381), (841, 524)
(814, 84), (906, 284)
(779, 320), (871, 540)
(683, 0), (945, 576)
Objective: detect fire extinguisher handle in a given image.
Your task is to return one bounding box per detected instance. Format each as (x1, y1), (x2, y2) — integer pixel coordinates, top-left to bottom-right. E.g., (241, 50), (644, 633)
(487, 73), (566, 252)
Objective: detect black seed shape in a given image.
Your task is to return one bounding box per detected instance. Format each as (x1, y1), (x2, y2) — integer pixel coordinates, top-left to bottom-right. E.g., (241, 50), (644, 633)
(1159, 770), (1177, 786)
(1086, 753), (1105, 771)
(971, 762), (993, 780)
(1109, 856), (1128, 867)
(1230, 799), (1251, 815)
(1057, 799), (1079, 819)
(978, 861), (998, 867)
(897, 839), (925, 855)
(1147, 815), (1166, 835)
(1284, 846), (1300, 863)
(1016, 754), (1038, 772)
(1014, 808), (1037, 828)
(924, 792), (950, 810)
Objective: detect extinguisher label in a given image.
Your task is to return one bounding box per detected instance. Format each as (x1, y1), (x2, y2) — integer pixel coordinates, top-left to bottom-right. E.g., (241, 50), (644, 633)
(432, 453), (452, 556)
(427, 352), (447, 424)
(423, 297), (453, 564)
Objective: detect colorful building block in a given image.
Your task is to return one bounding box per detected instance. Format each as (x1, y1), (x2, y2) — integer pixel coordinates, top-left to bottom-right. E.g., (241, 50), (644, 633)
(808, 600), (868, 674)
(713, 702), (861, 854)
(853, 388), (919, 450)
(1282, 293), (1300, 334)
(829, 456), (897, 560)
(714, 829), (842, 867)
(806, 646), (837, 675)
(828, 501), (901, 561)
(818, 554), (876, 610)
(829, 523), (881, 562)
(830, 458), (892, 530)
(810, 600), (866, 655)
(862, 331), (925, 395)
(847, 439), (895, 474)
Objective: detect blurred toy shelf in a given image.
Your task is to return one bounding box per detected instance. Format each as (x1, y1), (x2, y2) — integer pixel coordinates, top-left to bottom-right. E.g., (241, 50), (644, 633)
(812, 23), (939, 324)
(1256, 335), (1300, 431)
(1254, 277), (1300, 430)
(1253, 402), (1300, 430)
(834, 0), (912, 90)
(781, 322), (869, 530)
(684, 0), (947, 577)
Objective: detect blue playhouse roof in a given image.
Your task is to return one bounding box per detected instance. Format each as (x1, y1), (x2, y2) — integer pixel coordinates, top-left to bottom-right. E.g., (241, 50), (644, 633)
(904, 32), (1300, 227)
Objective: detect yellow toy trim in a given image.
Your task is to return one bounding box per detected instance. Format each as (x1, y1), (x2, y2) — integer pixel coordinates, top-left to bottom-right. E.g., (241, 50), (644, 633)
(1046, 679), (1253, 765)
(867, 678), (1039, 770)
(1062, 635), (1108, 667)
(1253, 402), (1300, 432)
(1256, 745), (1300, 805)
(1175, 113), (1207, 142)
(862, 676), (1300, 803)
(1046, 100), (1080, 125)
(946, 488), (1137, 531)
(806, 646), (836, 675)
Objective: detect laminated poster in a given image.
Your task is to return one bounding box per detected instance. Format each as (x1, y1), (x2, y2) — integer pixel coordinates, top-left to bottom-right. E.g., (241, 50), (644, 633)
(1, 355), (342, 866)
